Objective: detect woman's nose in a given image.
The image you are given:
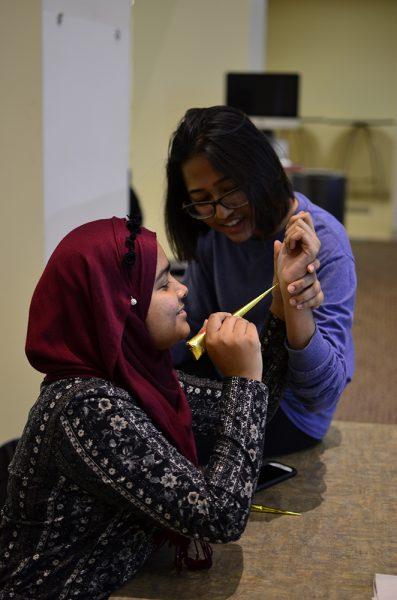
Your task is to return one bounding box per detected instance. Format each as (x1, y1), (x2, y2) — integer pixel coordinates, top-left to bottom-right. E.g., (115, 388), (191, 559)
(177, 282), (188, 298)
(214, 202), (233, 220)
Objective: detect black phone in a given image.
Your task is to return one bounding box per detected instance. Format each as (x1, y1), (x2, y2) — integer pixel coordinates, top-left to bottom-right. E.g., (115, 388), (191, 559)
(255, 461), (297, 492)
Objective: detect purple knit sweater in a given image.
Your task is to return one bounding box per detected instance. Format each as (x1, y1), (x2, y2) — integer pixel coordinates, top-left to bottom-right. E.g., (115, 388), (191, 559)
(172, 193), (356, 439)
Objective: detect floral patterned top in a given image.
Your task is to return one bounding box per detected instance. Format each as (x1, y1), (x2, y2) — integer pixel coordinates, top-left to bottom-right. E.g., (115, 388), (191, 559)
(0, 314), (287, 600)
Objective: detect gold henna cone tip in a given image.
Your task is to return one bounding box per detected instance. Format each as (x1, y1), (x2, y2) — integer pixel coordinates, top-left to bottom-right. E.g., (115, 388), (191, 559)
(186, 331), (206, 360)
(232, 284), (277, 318)
(186, 284), (278, 360)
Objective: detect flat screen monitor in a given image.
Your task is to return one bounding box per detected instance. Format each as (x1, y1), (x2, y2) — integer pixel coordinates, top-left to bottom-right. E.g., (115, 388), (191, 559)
(226, 73), (300, 130)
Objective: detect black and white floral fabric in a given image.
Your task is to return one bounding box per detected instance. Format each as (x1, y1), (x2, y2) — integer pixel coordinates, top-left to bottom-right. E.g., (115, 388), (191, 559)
(0, 314), (286, 599)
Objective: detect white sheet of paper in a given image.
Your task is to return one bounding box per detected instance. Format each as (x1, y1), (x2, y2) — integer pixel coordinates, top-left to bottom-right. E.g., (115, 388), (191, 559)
(373, 573), (397, 600)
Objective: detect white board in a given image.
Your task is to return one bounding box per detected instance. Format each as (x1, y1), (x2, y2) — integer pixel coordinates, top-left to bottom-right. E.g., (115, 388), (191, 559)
(42, 0), (131, 258)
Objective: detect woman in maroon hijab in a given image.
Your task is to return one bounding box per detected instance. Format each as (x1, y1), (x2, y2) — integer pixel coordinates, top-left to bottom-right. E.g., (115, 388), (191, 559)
(0, 216), (301, 599)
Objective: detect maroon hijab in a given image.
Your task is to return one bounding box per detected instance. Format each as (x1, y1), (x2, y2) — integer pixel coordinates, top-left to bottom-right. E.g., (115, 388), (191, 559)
(26, 217), (197, 465)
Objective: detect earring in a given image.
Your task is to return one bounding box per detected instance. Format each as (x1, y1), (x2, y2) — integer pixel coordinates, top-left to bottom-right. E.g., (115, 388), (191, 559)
(130, 297), (137, 306)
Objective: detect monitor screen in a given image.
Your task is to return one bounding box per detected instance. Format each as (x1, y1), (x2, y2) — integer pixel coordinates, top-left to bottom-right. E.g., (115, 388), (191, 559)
(226, 73), (299, 118)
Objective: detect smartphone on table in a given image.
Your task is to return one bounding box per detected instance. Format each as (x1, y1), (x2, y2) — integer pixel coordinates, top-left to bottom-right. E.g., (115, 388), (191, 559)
(255, 461), (297, 492)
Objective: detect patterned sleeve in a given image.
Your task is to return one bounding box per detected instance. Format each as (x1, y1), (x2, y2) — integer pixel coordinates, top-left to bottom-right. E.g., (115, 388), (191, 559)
(176, 371), (224, 440)
(55, 378), (268, 544)
(260, 311), (289, 422)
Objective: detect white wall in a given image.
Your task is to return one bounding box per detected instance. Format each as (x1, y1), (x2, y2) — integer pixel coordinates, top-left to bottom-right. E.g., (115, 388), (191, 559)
(43, 0), (131, 258)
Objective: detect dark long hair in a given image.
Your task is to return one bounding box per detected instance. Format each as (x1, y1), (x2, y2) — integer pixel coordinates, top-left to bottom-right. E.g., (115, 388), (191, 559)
(165, 105), (293, 261)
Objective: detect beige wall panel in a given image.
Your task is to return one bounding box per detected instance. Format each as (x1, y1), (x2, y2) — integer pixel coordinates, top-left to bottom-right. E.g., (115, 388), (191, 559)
(0, 1), (44, 440)
(131, 0), (255, 255)
(267, 0), (397, 194)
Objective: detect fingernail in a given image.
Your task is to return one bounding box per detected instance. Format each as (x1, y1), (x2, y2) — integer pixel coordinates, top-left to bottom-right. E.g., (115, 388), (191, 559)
(290, 298), (296, 306)
(296, 304), (303, 310)
(308, 265), (314, 273)
(288, 285), (295, 293)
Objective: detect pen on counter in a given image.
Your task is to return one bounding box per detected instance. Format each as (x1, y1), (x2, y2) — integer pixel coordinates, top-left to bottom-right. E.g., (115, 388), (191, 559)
(250, 504), (301, 516)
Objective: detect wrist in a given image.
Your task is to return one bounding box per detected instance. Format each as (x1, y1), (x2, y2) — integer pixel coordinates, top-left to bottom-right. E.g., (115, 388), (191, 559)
(270, 297), (284, 320)
(239, 370), (263, 382)
(279, 279), (291, 302)
(270, 287), (285, 320)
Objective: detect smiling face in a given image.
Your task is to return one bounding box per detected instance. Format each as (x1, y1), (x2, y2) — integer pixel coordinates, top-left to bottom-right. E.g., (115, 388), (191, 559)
(145, 243), (190, 350)
(182, 154), (258, 243)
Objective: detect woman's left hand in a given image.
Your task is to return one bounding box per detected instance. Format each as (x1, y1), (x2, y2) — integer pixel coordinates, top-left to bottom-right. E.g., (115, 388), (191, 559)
(271, 245), (324, 318)
(287, 268), (324, 310)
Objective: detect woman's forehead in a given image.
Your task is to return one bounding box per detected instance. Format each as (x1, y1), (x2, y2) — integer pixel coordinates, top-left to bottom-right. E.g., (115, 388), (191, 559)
(182, 155), (231, 191)
(155, 243), (168, 272)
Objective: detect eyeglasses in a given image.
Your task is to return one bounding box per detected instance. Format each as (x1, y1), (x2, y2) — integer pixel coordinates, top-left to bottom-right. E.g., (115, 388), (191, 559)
(182, 187), (248, 220)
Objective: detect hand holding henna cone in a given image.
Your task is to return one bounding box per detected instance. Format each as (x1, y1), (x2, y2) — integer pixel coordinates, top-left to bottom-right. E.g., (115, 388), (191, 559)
(186, 284), (278, 360)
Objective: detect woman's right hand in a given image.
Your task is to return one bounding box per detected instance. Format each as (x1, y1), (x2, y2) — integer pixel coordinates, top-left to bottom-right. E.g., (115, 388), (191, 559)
(205, 312), (263, 382)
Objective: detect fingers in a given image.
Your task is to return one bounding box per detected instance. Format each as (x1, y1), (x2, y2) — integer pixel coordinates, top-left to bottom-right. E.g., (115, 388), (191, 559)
(307, 258), (321, 274)
(285, 223), (321, 261)
(287, 268), (320, 295)
(286, 210), (314, 231)
(207, 314), (257, 344)
(216, 315), (244, 336)
(220, 315), (251, 338)
(205, 312), (231, 334)
(198, 318), (208, 334)
(294, 288), (324, 310)
(273, 240), (283, 284)
(273, 239), (282, 265)
(205, 313), (259, 340)
(285, 218), (318, 252)
(289, 280), (324, 310)
(227, 318), (260, 348)
(205, 314), (262, 381)
(206, 313), (248, 337)
(285, 264), (325, 310)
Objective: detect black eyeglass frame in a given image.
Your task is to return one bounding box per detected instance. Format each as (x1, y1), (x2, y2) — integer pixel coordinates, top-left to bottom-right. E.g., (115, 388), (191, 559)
(182, 187), (249, 220)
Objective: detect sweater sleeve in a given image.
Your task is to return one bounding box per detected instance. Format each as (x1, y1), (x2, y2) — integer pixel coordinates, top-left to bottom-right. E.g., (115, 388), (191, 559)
(286, 253), (356, 411)
(55, 378), (268, 544)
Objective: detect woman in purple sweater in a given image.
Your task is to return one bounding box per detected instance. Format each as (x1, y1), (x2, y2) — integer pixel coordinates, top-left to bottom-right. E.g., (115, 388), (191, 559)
(165, 105), (356, 457)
